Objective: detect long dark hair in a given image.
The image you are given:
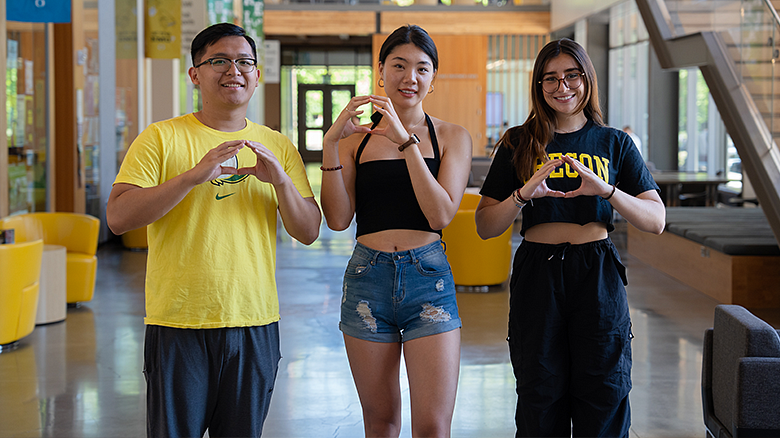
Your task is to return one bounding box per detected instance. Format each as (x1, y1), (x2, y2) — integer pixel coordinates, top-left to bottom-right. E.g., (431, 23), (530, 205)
(497, 38), (604, 182)
(191, 23), (257, 66)
(379, 25), (439, 72)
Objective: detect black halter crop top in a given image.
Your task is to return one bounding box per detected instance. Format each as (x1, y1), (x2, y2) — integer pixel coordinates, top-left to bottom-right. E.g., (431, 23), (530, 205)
(354, 112), (442, 237)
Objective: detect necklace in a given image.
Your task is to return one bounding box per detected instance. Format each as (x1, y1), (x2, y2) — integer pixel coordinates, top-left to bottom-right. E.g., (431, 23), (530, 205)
(405, 113), (426, 130)
(555, 119), (587, 134)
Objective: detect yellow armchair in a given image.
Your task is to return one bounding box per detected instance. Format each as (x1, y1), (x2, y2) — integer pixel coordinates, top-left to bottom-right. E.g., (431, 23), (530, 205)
(0, 240), (43, 347)
(0, 213), (100, 304)
(121, 225), (148, 250)
(442, 193), (513, 287)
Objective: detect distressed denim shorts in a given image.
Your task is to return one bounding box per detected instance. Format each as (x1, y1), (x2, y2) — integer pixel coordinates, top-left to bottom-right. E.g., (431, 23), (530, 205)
(339, 240), (462, 343)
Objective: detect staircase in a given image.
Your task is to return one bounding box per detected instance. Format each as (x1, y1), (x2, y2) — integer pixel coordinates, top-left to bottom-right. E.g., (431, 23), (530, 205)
(636, 0), (780, 242)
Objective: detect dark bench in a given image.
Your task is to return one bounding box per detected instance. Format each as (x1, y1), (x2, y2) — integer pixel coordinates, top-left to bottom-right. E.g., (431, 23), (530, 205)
(664, 207), (780, 256)
(628, 207), (780, 308)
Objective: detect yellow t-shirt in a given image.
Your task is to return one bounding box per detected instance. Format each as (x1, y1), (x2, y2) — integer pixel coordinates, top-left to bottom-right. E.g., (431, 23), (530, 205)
(114, 114), (314, 329)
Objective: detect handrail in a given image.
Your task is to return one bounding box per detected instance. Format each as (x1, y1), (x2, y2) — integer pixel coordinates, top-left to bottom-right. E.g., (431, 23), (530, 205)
(761, 0), (780, 34)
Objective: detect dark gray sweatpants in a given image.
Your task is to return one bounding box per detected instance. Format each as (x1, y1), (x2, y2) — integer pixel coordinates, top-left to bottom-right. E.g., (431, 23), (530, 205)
(144, 323), (281, 438)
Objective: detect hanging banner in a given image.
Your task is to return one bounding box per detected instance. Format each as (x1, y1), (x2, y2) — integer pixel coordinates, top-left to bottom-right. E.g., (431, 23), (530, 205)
(7, 0), (71, 23)
(242, 0), (263, 37)
(116, 0), (138, 59)
(146, 0), (182, 59)
(242, 0), (264, 82)
(207, 0), (234, 25)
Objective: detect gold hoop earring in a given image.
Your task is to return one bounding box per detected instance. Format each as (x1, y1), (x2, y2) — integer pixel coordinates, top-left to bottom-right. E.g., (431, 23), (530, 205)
(378, 78), (384, 88)
(428, 84), (434, 94)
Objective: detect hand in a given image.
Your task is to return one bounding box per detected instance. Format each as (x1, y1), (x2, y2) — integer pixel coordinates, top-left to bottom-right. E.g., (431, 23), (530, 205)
(560, 155), (613, 198)
(190, 140), (244, 184)
(518, 159), (567, 200)
(367, 95), (413, 145)
(323, 95), (372, 145)
(238, 140), (289, 186)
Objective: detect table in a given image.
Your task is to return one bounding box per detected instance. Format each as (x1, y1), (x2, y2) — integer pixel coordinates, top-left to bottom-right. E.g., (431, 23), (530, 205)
(36, 244), (67, 325)
(650, 171), (729, 207)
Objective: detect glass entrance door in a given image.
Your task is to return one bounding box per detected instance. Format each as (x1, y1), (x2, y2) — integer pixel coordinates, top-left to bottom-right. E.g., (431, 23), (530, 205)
(296, 84), (355, 163)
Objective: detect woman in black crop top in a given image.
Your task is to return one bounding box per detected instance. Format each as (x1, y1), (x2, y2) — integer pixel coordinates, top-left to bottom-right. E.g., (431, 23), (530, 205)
(476, 39), (665, 437)
(320, 25), (472, 438)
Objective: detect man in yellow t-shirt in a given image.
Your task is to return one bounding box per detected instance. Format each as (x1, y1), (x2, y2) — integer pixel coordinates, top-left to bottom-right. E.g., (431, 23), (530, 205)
(107, 23), (321, 438)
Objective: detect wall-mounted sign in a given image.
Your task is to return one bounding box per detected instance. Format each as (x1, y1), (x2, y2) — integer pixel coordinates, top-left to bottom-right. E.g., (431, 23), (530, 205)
(7, 0), (72, 23)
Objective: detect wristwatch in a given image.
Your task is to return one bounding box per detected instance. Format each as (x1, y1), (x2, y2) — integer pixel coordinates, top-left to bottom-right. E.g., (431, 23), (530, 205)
(398, 133), (420, 152)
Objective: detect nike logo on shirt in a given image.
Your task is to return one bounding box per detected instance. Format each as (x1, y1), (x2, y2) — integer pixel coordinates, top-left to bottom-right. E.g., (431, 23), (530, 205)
(215, 193), (236, 200)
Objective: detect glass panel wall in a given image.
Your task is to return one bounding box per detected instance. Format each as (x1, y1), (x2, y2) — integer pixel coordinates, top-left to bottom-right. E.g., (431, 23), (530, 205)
(84, 2), (101, 218)
(608, 0), (649, 157)
(678, 68), (732, 182)
(6, 22), (48, 215)
(485, 34), (548, 155)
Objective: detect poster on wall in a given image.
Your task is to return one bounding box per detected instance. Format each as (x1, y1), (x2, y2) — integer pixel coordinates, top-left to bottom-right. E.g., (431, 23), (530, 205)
(264, 40), (279, 84)
(182, 0), (207, 62)
(7, 0), (71, 23)
(146, 0), (183, 59)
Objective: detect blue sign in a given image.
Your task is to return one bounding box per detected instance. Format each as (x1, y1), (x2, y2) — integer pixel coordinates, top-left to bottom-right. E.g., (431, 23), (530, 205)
(7, 0), (72, 23)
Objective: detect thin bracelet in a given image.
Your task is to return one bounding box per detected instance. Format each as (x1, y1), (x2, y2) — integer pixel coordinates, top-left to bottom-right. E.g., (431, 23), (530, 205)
(512, 189), (527, 208)
(603, 184), (616, 200)
(320, 164), (343, 171)
(516, 189), (529, 204)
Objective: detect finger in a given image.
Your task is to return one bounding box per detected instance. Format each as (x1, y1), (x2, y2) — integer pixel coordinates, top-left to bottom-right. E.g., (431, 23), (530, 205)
(546, 190), (567, 198)
(219, 166), (239, 175)
(218, 140), (246, 150)
(243, 141), (268, 153)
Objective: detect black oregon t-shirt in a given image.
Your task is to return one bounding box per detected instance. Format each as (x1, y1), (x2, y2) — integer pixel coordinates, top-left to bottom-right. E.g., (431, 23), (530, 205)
(480, 120), (659, 236)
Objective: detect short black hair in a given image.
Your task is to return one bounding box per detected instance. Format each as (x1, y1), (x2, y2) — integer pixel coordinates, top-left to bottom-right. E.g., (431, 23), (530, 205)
(190, 23), (257, 66)
(378, 25), (438, 72)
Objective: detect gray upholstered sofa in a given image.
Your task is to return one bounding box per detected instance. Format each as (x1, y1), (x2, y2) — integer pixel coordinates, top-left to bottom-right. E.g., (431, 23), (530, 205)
(702, 305), (780, 437)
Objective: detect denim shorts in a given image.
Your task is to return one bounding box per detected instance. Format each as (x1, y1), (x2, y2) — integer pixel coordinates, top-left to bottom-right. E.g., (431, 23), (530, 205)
(340, 240), (462, 343)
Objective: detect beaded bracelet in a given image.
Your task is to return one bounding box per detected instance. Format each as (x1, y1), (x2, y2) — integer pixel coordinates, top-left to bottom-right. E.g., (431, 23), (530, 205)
(320, 164), (343, 171)
(603, 184), (616, 200)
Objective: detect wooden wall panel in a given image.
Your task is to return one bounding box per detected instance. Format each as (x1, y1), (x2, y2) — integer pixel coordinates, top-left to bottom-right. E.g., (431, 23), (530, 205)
(264, 11), (376, 36)
(372, 34), (487, 156)
(381, 11), (549, 35)
(54, 0), (86, 213)
(265, 10), (550, 36)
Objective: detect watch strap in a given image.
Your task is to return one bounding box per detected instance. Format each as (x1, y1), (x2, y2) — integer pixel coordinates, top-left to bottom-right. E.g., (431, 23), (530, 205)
(398, 133), (420, 152)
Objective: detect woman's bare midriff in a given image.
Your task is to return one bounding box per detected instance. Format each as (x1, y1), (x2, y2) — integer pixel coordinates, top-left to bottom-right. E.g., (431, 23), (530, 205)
(523, 222), (608, 245)
(357, 229), (441, 253)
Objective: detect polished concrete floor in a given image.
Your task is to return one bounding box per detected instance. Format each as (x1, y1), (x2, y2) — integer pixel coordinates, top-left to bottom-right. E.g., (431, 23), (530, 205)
(2, 216), (779, 438)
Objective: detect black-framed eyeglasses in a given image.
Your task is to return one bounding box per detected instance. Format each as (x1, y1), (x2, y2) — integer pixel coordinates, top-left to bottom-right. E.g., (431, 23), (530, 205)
(194, 57), (257, 73)
(538, 72), (585, 94)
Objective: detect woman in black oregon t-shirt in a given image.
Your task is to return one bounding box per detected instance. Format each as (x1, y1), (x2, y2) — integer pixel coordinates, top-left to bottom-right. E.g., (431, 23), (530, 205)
(476, 38), (665, 437)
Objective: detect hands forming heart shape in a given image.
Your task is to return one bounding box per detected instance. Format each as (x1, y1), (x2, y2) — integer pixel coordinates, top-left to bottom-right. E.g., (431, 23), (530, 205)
(522, 155), (614, 201)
